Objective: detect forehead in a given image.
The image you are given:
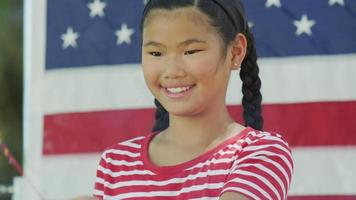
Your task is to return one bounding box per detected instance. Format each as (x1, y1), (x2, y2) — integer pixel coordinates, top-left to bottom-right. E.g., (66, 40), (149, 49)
(143, 7), (216, 35)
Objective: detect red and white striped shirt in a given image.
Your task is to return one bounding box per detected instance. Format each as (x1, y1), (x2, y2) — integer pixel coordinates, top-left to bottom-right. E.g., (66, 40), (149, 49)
(94, 127), (293, 200)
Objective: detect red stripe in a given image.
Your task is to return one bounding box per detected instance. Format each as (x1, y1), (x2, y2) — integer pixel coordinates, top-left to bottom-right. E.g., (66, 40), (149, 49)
(43, 101), (356, 154)
(288, 196), (356, 200)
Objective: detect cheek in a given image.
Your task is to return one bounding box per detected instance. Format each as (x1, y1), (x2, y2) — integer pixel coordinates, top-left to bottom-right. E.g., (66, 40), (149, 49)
(188, 55), (221, 80)
(142, 60), (161, 87)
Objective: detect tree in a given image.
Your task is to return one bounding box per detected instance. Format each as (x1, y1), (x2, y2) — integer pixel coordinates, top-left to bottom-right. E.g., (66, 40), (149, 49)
(0, 0), (23, 198)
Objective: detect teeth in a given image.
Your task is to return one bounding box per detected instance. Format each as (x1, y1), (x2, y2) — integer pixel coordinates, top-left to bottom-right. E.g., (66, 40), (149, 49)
(166, 86), (191, 93)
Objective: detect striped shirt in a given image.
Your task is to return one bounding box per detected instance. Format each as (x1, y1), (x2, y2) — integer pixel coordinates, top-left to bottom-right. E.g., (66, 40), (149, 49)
(94, 127), (293, 200)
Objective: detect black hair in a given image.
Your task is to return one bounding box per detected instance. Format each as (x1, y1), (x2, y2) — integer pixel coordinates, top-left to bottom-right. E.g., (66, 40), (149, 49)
(141, 0), (263, 131)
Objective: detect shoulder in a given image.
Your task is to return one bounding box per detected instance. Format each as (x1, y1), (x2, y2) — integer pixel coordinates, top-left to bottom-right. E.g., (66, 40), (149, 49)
(222, 128), (294, 199)
(100, 135), (148, 161)
(239, 128), (293, 167)
(243, 128), (290, 145)
(239, 128), (292, 156)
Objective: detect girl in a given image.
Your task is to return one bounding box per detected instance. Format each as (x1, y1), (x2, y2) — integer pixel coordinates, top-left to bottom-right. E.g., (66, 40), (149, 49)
(93, 0), (293, 199)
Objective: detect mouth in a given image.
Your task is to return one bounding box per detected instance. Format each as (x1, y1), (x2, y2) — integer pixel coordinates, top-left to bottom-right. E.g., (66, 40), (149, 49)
(160, 84), (196, 98)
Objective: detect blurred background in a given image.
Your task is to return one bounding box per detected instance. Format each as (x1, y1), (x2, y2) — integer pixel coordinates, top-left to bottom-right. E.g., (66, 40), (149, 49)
(0, 0), (23, 199)
(1, 0), (356, 200)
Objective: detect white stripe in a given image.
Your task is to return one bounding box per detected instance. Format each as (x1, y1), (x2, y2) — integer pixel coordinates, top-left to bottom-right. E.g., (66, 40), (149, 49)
(290, 146), (356, 195)
(228, 53), (356, 104)
(104, 149), (140, 158)
(119, 136), (145, 149)
(217, 144), (243, 155)
(237, 150), (293, 177)
(105, 182), (225, 199)
(261, 136), (290, 148)
(233, 155), (291, 190)
(119, 142), (141, 149)
(123, 136), (146, 143)
(44, 64), (153, 114)
(238, 163), (287, 197)
(104, 169), (230, 189)
(104, 157), (143, 167)
(43, 54), (356, 113)
(244, 143), (292, 161)
(98, 165), (155, 177)
(93, 189), (104, 196)
(244, 137), (253, 144)
(222, 187), (261, 200)
(233, 169), (282, 200)
(226, 143), (244, 150)
(186, 156), (238, 170)
(95, 177), (105, 185)
(217, 150), (239, 155)
(246, 131), (288, 146)
(227, 177), (273, 199)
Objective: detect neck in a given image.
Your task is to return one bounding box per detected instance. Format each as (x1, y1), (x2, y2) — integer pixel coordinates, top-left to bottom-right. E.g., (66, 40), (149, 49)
(164, 105), (241, 147)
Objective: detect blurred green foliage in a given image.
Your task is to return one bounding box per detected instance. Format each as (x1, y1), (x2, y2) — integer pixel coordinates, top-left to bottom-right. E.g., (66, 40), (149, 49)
(0, 0), (23, 187)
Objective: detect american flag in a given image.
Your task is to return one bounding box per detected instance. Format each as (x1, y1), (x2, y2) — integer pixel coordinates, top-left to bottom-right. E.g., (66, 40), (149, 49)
(19, 0), (356, 199)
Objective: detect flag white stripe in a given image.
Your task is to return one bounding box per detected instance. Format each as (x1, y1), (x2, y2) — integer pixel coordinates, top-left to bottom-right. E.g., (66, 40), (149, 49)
(43, 54), (356, 114)
(290, 146), (356, 195)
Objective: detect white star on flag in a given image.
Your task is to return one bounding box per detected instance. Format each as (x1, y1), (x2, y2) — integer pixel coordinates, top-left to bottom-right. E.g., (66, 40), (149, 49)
(293, 14), (316, 36)
(248, 21), (254, 29)
(115, 23), (135, 45)
(61, 27), (79, 49)
(265, 0), (282, 8)
(88, 0), (107, 18)
(328, 0), (345, 6)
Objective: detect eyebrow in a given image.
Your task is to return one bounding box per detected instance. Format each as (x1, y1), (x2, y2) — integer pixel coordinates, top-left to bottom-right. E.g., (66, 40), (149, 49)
(143, 38), (207, 47)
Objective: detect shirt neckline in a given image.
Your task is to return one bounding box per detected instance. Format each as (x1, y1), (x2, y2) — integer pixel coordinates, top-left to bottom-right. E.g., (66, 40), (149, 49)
(141, 126), (252, 174)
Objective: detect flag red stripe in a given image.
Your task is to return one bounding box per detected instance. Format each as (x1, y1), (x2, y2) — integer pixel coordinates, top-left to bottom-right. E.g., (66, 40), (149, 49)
(43, 101), (356, 155)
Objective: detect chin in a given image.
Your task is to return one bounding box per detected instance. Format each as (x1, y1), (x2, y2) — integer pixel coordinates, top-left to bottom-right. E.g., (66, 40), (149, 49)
(165, 105), (203, 117)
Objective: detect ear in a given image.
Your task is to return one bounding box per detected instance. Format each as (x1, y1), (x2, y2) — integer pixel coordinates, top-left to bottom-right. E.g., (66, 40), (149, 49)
(229, 33), (247, 70)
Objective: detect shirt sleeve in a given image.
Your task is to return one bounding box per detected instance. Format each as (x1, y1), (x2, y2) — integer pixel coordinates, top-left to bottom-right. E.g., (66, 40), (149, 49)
(221, 132), (294, 200)
(93, 151), (108, 200)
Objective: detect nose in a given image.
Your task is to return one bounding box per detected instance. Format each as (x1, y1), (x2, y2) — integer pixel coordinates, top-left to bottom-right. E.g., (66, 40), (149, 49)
(163, 55), (186, 79)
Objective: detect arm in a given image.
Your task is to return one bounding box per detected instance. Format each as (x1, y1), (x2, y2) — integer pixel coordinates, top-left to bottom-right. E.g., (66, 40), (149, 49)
(220, 192), (251, 200)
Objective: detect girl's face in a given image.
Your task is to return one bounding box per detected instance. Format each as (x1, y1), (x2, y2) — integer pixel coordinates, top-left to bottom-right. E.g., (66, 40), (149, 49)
(142, 7), (236, 117)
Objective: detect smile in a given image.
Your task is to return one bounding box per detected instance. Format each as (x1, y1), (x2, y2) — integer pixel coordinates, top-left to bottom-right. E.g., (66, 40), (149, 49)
(161, 85), (196, 98)
(166, 86), (192, 94)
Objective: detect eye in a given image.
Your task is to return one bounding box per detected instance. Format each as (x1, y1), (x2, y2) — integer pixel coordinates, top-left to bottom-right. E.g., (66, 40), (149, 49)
(148, 51), (162, 57)
(184, 50), (202, 55)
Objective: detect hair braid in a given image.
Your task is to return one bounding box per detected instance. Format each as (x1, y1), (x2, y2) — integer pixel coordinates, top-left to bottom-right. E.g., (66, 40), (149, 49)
(240, 29), (263, 130)
(152, 99), (169, 132)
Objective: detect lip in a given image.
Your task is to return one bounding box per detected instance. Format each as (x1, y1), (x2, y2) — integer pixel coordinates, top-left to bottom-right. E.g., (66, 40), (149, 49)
(161, 84), (196, 99)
